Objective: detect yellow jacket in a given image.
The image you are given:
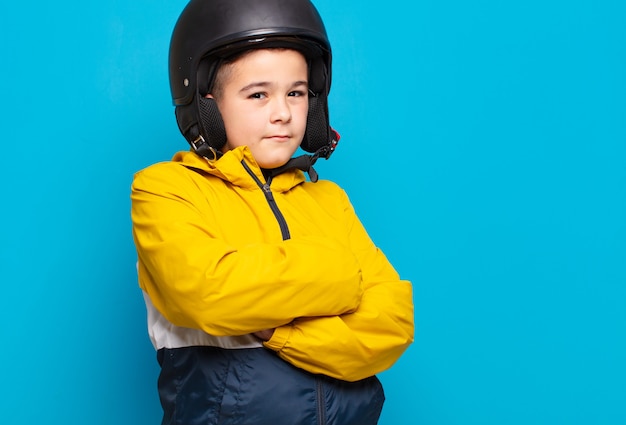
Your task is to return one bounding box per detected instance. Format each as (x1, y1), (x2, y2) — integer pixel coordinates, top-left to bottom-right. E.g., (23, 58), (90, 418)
(131, 147), (414, 381)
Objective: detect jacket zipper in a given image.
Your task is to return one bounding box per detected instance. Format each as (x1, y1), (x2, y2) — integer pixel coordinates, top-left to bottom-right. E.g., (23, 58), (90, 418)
(241, 160), (291, 241)
(316, 378), (326, 425)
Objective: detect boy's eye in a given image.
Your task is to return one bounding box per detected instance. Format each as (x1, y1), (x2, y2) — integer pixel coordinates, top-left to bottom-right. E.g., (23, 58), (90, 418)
(288, 90), (307, 97)
(250, 92), (266, 99)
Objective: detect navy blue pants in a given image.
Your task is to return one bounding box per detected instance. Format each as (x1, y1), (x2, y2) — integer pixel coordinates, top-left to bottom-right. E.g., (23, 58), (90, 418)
(157, 346), (385, 425)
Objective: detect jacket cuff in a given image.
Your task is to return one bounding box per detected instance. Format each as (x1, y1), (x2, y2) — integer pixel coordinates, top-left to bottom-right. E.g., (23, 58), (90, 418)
(264, 325), (292, 352)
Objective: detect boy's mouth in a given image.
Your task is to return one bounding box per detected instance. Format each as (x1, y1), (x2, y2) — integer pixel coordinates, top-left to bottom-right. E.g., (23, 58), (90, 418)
(266, 135), (290, 141)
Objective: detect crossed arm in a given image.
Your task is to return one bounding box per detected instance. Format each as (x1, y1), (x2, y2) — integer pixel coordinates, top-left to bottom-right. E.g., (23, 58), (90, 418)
(132, 166), (413, 381)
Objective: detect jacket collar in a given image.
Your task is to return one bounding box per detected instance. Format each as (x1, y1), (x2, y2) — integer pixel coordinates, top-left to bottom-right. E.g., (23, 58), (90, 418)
(172, 146), (306, 192)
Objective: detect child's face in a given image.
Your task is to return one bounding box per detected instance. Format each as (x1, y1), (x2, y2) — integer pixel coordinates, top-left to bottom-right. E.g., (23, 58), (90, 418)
(209, 49), (309, 169)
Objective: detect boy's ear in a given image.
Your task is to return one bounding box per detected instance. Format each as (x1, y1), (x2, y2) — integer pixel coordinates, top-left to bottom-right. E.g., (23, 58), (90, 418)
(205, 93), (214, 99)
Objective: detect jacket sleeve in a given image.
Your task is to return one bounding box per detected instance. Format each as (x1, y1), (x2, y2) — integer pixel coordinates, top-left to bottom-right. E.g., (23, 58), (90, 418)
(131, 165), (363, 336)
(264, 188), (414, 382)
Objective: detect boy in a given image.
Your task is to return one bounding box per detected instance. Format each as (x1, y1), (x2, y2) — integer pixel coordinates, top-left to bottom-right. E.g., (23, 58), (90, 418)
(131, 0), (414, 424)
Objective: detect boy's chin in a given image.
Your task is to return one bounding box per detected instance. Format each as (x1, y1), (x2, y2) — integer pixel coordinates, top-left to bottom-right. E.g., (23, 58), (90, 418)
(258, 158), (292, 169)
(255, 151), (300, 170)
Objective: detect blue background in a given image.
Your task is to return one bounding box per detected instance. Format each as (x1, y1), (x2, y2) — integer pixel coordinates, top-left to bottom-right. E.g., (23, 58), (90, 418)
(1, 0), (625, 424)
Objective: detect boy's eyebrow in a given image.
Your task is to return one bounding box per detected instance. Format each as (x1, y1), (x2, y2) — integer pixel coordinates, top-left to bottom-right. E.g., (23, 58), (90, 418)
(239, 80), (308, 93)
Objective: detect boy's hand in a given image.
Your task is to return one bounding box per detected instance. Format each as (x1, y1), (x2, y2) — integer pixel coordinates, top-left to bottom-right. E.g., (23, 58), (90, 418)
(253, 329), (275, 341)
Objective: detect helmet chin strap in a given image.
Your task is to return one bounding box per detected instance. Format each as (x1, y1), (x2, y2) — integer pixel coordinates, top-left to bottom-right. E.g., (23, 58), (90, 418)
(264, 154), (320, 182)
(187, 125), (339, 183)
(264, 130), (339, 182)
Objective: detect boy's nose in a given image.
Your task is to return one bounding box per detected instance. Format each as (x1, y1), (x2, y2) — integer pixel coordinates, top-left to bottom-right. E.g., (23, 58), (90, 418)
(270, 98), (292, 123)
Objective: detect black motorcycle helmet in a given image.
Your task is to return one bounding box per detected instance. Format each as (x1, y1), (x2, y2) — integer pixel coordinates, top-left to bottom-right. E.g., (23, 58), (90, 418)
(169, 0), (338, 178)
